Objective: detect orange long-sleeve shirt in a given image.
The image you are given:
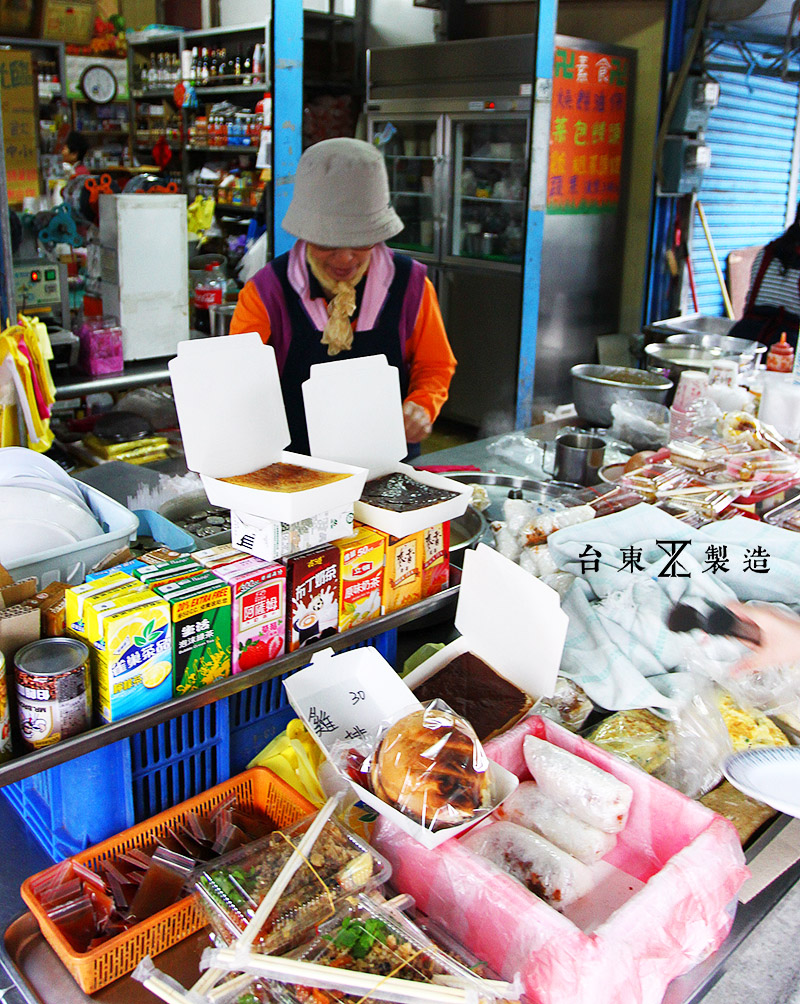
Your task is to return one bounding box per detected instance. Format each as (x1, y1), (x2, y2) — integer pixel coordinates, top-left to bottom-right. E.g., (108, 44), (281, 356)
(230, 271), (456, 424)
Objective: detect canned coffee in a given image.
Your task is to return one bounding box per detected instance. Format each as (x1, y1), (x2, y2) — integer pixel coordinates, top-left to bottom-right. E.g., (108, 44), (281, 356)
(14, 638), (91, 750)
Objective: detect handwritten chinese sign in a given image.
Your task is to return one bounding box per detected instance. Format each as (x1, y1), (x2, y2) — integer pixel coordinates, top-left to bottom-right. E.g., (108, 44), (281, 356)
(0, 50), (39, 205)
(548, 47), (629, 215)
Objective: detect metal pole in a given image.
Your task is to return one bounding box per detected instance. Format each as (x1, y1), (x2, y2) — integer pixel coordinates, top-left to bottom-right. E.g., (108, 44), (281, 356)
(0, 87), (16, 325)
(516, 0), (557, 427)
(272, 0), (303, 258)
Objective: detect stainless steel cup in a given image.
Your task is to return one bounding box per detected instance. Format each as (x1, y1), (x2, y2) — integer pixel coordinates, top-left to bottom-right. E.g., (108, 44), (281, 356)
(543, 432), (605, 486)
(209, 303), (236, 338)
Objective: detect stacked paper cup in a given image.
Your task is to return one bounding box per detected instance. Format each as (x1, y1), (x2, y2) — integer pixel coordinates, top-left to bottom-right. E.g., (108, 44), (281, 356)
(670, 370), (709, 440)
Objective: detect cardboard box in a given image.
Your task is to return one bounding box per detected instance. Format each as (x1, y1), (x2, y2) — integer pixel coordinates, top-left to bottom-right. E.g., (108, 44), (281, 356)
(304, 356), (471, 537)
(0, 0), (36, 36)
(216, 557), (286, 673)
(168, 334), (368, 522)
(284, 645), (518, 849)
(230, 505), (354, 562)
(372, 715), (749, 1004)
(40, 0), (96, 43)
(336, 526), (384, 633)
(284, 544), (340, 652)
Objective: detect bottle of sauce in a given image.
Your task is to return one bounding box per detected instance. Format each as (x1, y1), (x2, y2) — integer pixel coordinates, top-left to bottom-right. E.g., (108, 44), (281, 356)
(766, 332), (795, 372)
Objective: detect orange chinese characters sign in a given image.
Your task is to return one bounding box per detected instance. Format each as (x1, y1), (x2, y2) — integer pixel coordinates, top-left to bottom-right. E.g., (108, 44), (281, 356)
(548, 47), (629, 215)
(0, 49), (39, 206)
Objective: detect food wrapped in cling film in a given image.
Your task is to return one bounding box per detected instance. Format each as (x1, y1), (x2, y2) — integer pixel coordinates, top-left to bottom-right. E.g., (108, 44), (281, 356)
(668, 436), (728, 473)
(521, 503), (595, 546)
(192, 814), (390, 953)
(655, 683), (732, 799)
(503, 497), (541, 536)
(461, 820), (594, 909)
(718, 410), (788, 452)
(490, 521), (522, 563)
(518, 543), (558, 578)
(530, 677), (592, 733)
(469, 483), (491, 512)
(725, 448), (800, 482)
(586, 709), (671, 774)
(699, 779), (777, 845)
(496, 781), (616, 864)
(522, 734), (633, 833)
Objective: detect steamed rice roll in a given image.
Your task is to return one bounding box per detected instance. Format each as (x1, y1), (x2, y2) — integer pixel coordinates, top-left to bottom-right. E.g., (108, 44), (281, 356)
(461, 820), (594, 908)
(496, 780), (616, 864)
(523, 735), (633, 834)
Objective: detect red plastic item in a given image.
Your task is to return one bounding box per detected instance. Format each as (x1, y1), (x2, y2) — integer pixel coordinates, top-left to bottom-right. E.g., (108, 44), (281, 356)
(766, 332), (794, 372)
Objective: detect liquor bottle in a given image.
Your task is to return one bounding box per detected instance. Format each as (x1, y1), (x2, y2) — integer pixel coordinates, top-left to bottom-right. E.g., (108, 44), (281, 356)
(200, 48), (210, 84)
(147, 53), (157, 90)
(242, 47), (253, 86)
(234, 49), (241, 81)
(218, 47), (228, 78)
(189, 46), (198, 83)
(252, 43), (263, 82)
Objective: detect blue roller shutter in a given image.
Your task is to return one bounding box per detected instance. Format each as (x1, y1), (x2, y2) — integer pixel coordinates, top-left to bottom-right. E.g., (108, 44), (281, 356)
(691, 42), (800, 315)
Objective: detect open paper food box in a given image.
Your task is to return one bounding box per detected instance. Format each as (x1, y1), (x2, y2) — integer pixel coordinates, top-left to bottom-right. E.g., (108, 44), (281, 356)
(168, 333), (368, 523)
(303, 355), (472, 537)
(372, 712), (749, 1004)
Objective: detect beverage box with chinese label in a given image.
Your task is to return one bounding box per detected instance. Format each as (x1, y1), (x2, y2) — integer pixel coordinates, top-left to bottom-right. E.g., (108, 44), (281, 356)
(403, 542), (568, 717)
(214, 556), (286, 673)
(336, 526), (385, 632)
(372, 713), (748, 1004)
(303, 355), (472, 537)
(284, 644), (518, 849)
(230, 504), (355, 562)
(375, 527), (422, 614)
(421, 521), (450, 597)
(284, 544), (341, 652)
(168, 333), (369, 523)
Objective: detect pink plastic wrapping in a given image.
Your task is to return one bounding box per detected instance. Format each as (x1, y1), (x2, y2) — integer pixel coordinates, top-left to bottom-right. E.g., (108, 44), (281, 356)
(372, 715), (749, 1004)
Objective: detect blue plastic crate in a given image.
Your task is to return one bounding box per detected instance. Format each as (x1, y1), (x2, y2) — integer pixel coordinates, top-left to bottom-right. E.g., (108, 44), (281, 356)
(3, 628), (398, 860)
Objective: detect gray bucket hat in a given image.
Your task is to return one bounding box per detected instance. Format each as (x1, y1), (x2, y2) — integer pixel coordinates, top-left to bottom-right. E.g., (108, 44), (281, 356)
(282, 137), (404, 247)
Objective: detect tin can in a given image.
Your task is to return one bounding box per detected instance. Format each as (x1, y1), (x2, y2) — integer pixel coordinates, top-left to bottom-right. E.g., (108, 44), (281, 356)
(14, 638), (91, 750)
(0, 652), (11, 762)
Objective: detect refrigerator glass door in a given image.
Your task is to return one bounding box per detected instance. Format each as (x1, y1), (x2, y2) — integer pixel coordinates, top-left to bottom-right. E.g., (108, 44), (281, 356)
(369, 116), (441, 257)
(450, 117), (528, 264)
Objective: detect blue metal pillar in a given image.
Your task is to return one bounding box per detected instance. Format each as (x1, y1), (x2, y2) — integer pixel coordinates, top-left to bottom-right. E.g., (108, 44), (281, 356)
(516, 0), (558, 427)
(271, 0), (303, 257)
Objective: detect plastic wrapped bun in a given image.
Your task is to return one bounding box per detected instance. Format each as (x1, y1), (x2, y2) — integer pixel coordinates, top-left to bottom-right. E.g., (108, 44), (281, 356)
(461, 820), (594, 908)
(522, 734), (633, 833)
(368, 702), (492, 832)
(496, 781), (616, 864)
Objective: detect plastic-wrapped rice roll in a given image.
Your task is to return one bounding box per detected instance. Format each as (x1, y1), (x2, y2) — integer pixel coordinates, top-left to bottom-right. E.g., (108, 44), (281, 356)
(503, 497), (537, 536)
(523, 504), (595, 546)
(518, 546), (542, 577)
(537, 545), (559, 576)
(461, 820), (594, 908)
(496, 780), (616, 864)
(491, 521), (523, 562)
(523, 734), (633, 834)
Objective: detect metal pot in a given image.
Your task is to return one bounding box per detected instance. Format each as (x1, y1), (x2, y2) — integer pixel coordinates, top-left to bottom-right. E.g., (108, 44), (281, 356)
(644, 341), (761, 385)
(570, 364), (673, 427)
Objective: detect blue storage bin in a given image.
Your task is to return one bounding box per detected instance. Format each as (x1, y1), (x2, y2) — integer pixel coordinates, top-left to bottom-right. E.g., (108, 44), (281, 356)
(2, 628), (398, 860)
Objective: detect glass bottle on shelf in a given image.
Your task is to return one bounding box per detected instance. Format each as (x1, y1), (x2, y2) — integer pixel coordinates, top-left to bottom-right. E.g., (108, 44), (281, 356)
(242, 48), (253, 86)
(200, 48), (210, 85)
(234, 49), (242, 82)
(189, 46), (198, 83)
(147, 53), (157, 90)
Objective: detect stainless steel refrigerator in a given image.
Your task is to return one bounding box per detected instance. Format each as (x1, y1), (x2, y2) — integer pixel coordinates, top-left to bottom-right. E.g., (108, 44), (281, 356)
(366, 34), (636, 430)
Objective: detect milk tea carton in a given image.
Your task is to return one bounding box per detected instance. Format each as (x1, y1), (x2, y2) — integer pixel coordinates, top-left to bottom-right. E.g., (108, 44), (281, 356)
(336, 526), (385, 632)
(421, 522), (450, 598)
(379, 530), (423, 615)
(284, 544), (340, 652)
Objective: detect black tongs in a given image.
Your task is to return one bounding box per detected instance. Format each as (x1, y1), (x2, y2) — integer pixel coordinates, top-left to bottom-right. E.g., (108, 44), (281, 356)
(667, 602), (762, 645)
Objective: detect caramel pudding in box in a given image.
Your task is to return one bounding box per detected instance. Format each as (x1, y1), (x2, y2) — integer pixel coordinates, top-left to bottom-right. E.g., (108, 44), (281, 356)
(404, 543), (568, 741)
(303, 355), (471, 536)
(168, 334), (368, 523)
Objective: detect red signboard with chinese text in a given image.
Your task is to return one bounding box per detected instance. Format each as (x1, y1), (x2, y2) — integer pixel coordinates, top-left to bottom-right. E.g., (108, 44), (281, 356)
(548, 47), (629, 214)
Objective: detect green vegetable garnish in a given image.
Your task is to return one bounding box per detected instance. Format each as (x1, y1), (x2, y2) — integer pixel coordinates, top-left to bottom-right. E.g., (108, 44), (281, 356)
(329, 916), (389, 960)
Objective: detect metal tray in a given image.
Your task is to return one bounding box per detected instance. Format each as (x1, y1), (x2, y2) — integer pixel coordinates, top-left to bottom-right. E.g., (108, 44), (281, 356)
(1, 913), (210, 1004)
(443, 471), (582, 523)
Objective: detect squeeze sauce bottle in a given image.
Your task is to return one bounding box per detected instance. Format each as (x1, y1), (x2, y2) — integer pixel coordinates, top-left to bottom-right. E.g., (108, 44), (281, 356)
(766, 332), (795, 373)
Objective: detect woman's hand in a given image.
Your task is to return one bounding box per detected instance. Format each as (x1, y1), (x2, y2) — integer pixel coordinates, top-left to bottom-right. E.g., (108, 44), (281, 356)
(728, 602), (800, 673)
(403, 400), (432, 443)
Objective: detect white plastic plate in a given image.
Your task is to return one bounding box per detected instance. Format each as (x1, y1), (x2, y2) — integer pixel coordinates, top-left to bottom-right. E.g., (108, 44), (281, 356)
(723, 746), (800, 817)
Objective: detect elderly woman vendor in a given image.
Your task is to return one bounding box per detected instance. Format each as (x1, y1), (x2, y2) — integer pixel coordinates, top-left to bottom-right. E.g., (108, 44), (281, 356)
(229, 137), (456, 455)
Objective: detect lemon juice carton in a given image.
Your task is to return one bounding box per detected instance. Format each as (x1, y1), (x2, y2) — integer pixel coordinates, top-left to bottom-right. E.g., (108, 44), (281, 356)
(65, 571), (140, 640)
(92, 595), (172, 723)
(152, 571), (232, 695)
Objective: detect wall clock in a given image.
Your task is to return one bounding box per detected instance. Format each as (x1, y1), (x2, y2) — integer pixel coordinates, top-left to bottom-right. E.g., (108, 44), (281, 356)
(79, 64), (118, 104)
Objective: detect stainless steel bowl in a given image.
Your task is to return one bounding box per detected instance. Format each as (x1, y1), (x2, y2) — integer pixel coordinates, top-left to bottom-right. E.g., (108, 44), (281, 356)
(644, 341), (762, 385)
(571, 364), (673, 427)
(664, 332), (767, 360)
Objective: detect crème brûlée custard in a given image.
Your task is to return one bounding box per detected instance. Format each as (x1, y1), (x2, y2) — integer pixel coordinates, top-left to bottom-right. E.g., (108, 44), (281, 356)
(218, 462), (351, 492)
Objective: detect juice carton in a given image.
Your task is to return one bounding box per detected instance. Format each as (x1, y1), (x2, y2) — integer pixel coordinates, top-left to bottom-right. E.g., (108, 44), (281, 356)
(138, 547), (185, 566)
(421, 522), (450, 598)
(93, 597), (172, 723)
(284, 544), (340, 652)
(134, 557), (204, 587)
(153, 572), (232, 694)
(84, 582), (153, 640)
(65, 571), (139, 638)
(85, 558), (146, 580)
(379, 529), (423, 615)
(336, 527), (385, 633)
(192, 544), (250, 569)
(216, 558), (286, 673)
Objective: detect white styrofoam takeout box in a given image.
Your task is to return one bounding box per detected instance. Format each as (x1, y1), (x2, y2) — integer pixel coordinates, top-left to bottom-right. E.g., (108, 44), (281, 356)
(283, 644), (518, 849)
(404, 542), (568, 703)
(303, 355), (472, 537)
(168, 333), (368, 522)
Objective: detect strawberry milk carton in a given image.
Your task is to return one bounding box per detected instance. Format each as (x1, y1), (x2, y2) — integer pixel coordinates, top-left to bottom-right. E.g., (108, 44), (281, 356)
(216, 557), (286, 673)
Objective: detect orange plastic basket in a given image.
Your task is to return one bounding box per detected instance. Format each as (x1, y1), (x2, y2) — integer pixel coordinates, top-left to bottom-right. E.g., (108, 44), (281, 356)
(20, 767), (314, 993)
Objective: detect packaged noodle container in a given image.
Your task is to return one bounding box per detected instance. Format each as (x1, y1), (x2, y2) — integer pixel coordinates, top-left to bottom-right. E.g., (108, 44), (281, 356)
(14, 638), (92, 750)
(0, 652), (11, 762)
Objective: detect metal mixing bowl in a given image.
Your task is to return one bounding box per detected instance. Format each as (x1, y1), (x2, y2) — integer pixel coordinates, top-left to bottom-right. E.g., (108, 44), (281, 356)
(644, 341), (762, 385)
(571, 364), (674, 427)
(664, 332), (767, 360)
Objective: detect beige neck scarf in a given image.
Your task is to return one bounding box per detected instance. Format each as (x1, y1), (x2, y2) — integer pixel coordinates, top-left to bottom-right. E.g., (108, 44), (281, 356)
(307, 250), (371, 356)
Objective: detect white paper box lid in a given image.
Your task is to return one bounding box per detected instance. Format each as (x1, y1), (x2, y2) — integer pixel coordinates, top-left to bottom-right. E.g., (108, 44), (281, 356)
(303, 355), (407, 479)
(168, 332), (290, 478)
(454, 543), (567, 699)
